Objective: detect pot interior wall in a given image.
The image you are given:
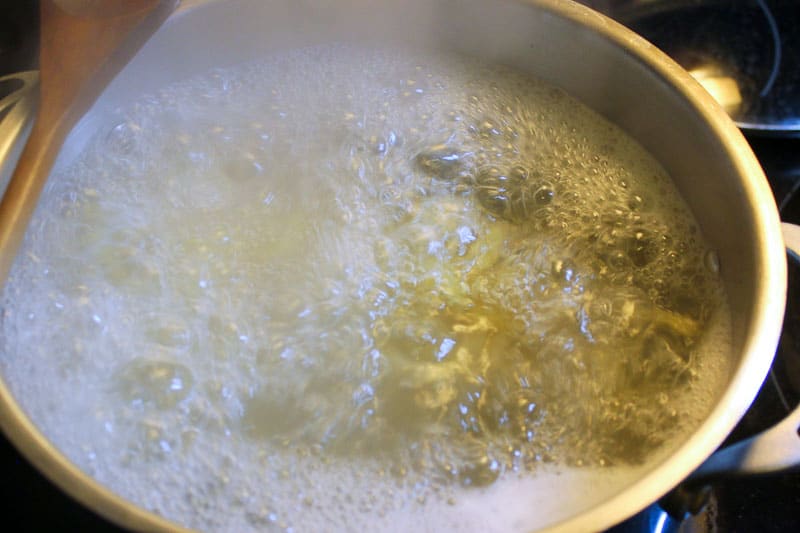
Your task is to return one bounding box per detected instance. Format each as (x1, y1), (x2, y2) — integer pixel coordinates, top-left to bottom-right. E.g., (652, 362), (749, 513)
(62, 0), (761, 357)
(44, 0), (775, 530)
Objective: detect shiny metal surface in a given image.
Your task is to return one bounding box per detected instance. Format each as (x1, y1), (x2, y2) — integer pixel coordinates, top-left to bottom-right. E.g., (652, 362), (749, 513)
(686, 396), (800, 480)
(656, 223), (800, 520)
(688, 223), (800, 480)
(0, 71), (38, 196)
(0, 1), (789, 531)
(587, 0), (800, 135)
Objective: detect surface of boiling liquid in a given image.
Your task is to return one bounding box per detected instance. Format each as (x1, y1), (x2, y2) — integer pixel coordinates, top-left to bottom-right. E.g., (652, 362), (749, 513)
(0, 46), (731, 531)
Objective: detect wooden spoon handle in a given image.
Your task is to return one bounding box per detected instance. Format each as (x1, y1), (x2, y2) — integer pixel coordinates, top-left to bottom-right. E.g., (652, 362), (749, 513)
(0, 0), (178, 282)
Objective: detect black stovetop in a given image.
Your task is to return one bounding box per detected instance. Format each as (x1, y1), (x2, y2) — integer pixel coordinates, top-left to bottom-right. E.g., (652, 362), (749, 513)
(1, 2), (799, 532)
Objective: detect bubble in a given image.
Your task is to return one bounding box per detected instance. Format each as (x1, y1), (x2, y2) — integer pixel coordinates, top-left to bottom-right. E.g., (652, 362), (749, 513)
(477, 119), (502, 138)
(704, 250), (720, 274)
(625, 228), (658, 267)
(415, 144), (467, 181)
(627, 194), (645, 211)
(143, 315), (193, 349)
(551, 258), (576, 284)
(533, 185), (554, 206)
(106, 121), (140, 155)
(0, 43), (732, 533)
(115, 358), (194, 409)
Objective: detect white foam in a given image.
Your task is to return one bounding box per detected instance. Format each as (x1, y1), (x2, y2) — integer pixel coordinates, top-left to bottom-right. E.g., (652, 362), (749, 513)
(0, 45), (732, 532)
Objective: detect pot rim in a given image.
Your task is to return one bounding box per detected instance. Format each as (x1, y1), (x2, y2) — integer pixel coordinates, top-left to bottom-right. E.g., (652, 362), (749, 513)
(0, 1), (788, 532)
(523, 0), (786, 531)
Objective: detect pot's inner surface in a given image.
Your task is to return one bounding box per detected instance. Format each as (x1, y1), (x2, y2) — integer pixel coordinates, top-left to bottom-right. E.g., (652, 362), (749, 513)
(1, 1), (779, 532)
(0, 27), (734, 533)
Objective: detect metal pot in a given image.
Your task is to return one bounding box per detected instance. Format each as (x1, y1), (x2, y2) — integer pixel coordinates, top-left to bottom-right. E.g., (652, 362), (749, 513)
(0, 0), (797, 531)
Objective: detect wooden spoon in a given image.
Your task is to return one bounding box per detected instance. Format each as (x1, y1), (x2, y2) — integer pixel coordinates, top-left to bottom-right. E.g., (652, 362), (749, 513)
(0, 0), (178, 282)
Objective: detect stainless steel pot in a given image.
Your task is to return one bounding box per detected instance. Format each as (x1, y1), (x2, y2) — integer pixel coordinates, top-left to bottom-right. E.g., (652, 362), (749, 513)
(0, 0), (797, 531)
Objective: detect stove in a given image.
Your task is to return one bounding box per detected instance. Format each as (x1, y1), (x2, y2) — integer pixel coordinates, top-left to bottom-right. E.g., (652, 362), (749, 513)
(1, 1), (799, 531)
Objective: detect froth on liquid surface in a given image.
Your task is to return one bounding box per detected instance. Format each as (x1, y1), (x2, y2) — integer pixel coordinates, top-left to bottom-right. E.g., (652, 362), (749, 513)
(0, 46), (731, 531)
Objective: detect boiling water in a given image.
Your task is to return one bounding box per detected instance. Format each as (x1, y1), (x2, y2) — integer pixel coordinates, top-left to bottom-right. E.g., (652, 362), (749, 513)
(0, 46), (731, 531)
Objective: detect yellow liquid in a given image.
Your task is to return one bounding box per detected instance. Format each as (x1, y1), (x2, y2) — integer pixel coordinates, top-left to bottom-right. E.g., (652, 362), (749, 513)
(0, 46), (731, 531)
